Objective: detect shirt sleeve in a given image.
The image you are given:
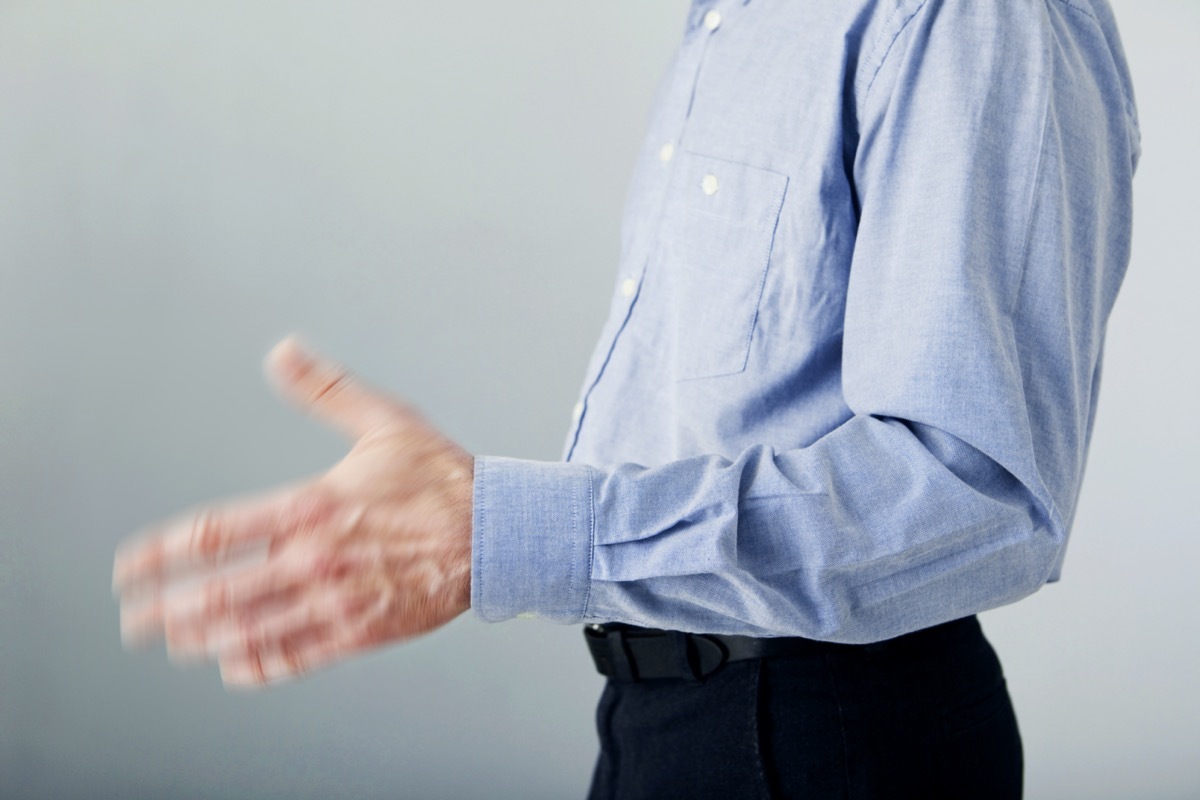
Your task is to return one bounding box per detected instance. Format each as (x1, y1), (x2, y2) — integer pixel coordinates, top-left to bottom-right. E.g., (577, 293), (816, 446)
(471, 0), (1139, 642)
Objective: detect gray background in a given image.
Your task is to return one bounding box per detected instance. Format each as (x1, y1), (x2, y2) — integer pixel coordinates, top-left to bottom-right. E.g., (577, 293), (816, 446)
(0, 1), (1196, 798)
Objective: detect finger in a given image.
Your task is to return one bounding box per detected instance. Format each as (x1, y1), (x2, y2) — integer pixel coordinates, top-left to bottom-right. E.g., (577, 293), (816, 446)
(122, 545), (307, 647)
(167, 579), (341, 663)
(203, 582), (370, 662)
(112, 481), (329, 595)
(265, 335), (404, 441)
(120, 592), (166, 647)
(220, 584), (441, 688)
(149, 543), (349, 654)
(219, 621), (370, 689)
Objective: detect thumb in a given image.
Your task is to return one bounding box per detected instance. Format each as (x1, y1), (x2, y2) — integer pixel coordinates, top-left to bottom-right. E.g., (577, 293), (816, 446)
(265, 335), (398, 440)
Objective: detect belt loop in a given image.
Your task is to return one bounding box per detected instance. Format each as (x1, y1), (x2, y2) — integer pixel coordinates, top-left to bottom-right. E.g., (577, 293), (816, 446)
(606, 630), (637, 682)
(667, 631), (703, 684)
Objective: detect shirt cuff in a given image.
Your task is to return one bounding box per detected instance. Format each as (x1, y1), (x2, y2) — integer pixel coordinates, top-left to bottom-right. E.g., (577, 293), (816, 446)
(470, 455), (595, 624)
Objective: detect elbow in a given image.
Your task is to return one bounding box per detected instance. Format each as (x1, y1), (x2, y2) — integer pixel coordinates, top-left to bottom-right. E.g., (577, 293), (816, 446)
(824, 501), (1066, 644)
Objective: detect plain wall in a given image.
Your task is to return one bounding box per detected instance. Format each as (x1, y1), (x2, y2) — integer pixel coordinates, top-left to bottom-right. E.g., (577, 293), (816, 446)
(1, 1), (1196, 797)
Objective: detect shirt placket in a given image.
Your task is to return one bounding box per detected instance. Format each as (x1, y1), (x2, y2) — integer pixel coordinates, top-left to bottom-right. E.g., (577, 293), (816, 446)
(563, 0), (733, 462)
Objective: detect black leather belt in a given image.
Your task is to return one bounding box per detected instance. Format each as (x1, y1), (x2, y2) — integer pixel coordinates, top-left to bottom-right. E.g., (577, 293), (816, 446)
(584, 616), (979, 682)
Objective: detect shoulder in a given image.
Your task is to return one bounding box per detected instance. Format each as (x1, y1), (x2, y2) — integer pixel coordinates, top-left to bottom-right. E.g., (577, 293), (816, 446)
(855, 0), (1057, 102)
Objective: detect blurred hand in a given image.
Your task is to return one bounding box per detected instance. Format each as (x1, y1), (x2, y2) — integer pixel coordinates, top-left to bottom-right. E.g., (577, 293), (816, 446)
(112, 336), (473, 689)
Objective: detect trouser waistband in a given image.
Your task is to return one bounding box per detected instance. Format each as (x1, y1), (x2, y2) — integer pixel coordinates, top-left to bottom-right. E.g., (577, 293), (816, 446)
(584, 615), (980, 682)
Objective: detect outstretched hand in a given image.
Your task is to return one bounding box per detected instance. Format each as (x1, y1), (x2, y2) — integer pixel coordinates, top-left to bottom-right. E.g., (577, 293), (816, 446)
(112, 336), (474, 688)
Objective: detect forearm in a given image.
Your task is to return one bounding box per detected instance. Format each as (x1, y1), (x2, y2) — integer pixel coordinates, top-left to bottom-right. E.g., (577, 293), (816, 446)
(472, 413), (1059, 643)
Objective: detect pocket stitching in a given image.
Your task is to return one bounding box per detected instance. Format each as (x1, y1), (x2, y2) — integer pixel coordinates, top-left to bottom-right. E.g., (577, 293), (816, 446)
(665, 151), (789, 381)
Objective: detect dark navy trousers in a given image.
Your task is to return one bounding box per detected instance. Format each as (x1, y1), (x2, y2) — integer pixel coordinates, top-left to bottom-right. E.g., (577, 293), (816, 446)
(587, 616), (1022, 799)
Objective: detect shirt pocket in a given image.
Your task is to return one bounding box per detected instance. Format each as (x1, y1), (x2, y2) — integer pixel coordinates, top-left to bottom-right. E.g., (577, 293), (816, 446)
(656, 151), (789, 381)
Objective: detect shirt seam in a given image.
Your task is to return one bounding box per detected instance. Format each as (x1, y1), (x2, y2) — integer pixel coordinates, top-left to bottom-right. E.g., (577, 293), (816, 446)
(858, 0), (929, 101)
(1049, 0), (1097, 21)
(1047, 0), (1138, 127)
(475, 456), (487, 621)
(580, 465), (598, 621)
(1006, 29), (1068, 541)
(565, 467), (579, 619)
(1008, 38), (1054, 318)
(740, 173), (790, 378)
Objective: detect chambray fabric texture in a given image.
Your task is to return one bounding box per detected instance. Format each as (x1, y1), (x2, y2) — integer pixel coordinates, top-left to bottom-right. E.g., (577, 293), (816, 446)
(471, 0), (1140, 643)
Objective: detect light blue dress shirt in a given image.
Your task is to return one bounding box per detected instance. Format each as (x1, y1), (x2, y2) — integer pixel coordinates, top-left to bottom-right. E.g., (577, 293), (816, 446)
(471, 0), (1140, 642)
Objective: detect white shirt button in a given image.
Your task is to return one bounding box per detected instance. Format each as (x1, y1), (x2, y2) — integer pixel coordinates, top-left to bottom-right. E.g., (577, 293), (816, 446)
(703, 9), (722, 31)
(571, 401), (584, 422)
(701, 173), (720, 196)
(658, 142), (675, 163)
(620, 277), (638, 298)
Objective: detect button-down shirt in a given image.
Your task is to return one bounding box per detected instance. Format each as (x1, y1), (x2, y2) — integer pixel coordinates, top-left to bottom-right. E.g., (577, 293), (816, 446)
(470, 0), (1141, 642)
